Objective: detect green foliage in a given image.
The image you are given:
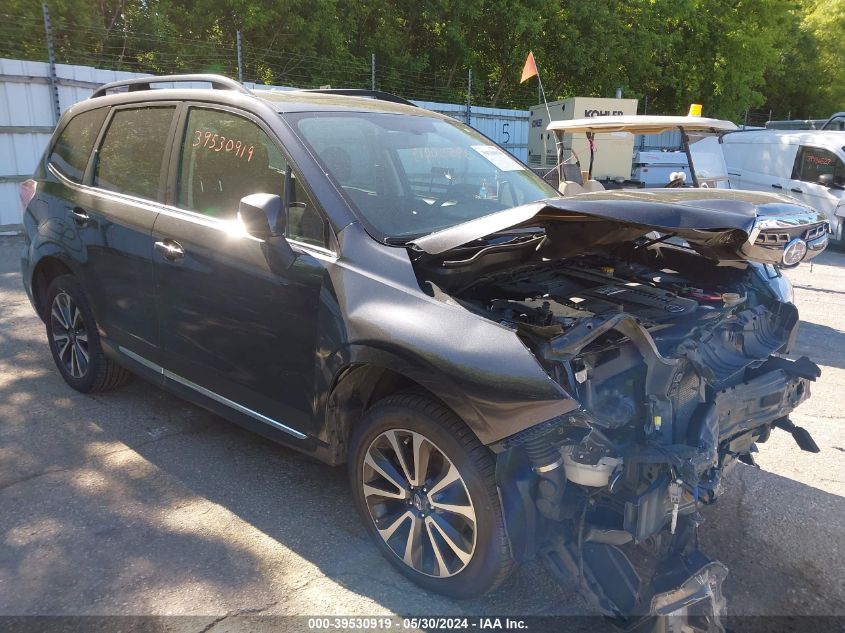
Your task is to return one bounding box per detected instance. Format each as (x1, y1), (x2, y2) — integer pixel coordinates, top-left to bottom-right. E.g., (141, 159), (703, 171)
(0, 0), (841, 119)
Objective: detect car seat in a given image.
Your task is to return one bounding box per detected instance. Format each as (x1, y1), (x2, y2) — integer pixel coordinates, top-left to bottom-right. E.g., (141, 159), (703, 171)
(558, 181), (585, 197)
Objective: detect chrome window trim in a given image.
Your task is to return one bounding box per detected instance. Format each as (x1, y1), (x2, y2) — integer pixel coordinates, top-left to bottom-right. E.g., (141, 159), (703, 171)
(119, 346), (307, 440)
(49, 162), (168, 215)
(285, 238), (337, 261)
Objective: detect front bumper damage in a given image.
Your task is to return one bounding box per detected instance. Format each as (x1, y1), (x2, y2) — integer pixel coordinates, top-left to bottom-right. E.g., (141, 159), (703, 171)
(542, 540), (729, 632)
(649, 558), (728, 633)
(495, 306), (820, 632)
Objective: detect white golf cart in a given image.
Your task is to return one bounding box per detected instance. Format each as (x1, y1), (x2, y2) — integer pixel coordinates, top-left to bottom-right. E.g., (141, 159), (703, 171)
(541, 114), (829, 267)
(546, 115), (737, 195)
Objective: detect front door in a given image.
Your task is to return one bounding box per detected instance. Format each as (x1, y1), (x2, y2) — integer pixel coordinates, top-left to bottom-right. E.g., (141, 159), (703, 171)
(152, 105), (331, 437)
(789, 145), (845, 221)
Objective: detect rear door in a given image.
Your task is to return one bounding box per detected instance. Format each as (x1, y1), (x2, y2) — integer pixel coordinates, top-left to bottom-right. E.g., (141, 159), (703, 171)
(64, 104), (177, 362)
(756, 140), (798, 194)
(152, 104), (332, 438)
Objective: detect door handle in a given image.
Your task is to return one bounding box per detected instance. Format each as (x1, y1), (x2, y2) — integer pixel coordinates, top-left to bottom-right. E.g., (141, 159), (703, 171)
(771, 183), (783, 189)
(154, 240), (185, 262)
(69, 207), (89, 224)
(790, 187), (803, 194)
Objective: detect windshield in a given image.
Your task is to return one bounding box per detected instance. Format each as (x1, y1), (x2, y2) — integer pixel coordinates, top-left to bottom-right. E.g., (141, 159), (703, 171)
(287, 111), (558, 241)
(688, 134), (730, 188)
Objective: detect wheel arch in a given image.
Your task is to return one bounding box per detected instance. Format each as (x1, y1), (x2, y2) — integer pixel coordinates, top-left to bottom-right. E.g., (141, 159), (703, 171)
(31, 255), (75, 321)
(322, 351), (485, 466)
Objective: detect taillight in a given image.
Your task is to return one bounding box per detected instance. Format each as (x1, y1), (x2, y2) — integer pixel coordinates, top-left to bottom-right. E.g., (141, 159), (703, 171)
(19, 179), (37, 213)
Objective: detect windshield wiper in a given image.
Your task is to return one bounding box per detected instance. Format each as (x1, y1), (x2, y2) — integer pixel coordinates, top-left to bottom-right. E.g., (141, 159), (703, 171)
(384, 236), (419, 246)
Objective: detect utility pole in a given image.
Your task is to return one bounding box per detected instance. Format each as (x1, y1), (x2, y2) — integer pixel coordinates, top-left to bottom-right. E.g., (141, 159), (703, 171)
(42, 3), (60, 123)
(371, 53), (376, 91)
(466, 68), (472, 125)
(236, 31), (243, 83)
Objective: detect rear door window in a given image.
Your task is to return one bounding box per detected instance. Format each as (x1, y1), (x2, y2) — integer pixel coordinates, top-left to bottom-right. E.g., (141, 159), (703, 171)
(793, 146), (845, 187)
(94, 106), (176, 200)
(48, 108), (108, 183)
(176, 107), (329, 247)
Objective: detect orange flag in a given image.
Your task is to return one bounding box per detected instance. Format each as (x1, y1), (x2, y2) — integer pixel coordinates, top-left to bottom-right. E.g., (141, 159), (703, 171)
(520, 51), (538, 83)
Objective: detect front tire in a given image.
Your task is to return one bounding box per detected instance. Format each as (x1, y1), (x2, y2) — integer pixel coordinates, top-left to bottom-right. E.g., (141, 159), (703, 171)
(45, 275), (131, 393)
(349, 392), (514, 598)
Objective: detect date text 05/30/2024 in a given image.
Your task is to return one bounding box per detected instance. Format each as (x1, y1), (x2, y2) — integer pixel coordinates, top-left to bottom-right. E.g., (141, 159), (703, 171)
(307, 617), (528, 630)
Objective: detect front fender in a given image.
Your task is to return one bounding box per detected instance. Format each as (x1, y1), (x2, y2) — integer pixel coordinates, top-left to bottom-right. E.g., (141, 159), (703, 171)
(326, 226), (578, 446)
(340, 344), (490, 439)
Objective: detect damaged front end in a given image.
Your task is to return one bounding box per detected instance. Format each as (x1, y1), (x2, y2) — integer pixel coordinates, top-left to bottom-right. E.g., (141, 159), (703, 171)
(409, 201), (822, 631)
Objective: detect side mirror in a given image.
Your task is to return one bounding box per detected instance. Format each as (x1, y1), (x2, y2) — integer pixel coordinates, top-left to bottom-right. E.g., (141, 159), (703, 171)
(238, 193), (296, 272)
(238, 193), (283, 238)
(818, 173), (834, 188)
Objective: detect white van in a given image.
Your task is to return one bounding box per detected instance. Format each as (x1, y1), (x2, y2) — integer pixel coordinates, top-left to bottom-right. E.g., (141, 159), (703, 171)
(722, 130), (845, 242)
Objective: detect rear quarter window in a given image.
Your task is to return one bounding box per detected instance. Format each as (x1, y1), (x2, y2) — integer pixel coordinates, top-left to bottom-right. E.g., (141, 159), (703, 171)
(48, 108), (108, 183)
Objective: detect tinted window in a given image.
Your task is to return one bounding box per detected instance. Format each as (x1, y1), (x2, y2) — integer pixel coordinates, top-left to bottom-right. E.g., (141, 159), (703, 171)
(49, 108), (108, 183)
(287, 171), (328, 248)
(794, 146), (845, 187)
(178, 108), (285, 218)
(94, 107), (175, 200)
(177, 108), (328, 247)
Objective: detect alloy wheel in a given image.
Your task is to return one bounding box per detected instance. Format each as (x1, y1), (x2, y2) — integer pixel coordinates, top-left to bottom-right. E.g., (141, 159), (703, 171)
(50, 291), (89, 379)
(362, 428), (477, 578)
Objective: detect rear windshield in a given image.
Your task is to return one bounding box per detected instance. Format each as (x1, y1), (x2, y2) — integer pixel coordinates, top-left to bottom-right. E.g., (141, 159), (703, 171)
(287, 111), (556, 241)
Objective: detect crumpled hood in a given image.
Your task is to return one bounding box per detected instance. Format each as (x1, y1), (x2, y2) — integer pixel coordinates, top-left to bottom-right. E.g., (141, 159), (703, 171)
(410, 189), (814, 256)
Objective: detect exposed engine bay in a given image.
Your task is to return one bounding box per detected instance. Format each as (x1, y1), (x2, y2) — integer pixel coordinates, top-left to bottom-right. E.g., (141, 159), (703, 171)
(412, 226), (821, 632)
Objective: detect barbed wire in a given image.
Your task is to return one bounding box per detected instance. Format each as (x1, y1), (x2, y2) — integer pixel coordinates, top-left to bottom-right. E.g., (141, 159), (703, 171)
(0, 12), (541, 109)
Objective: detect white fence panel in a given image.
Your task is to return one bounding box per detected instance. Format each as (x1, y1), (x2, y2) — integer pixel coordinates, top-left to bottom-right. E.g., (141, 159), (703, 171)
(412, 100), (529, 163)
(1, 59), (57, 226)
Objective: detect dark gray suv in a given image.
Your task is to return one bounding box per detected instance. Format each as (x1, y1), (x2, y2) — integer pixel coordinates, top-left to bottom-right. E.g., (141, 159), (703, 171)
(20, 74), (825, 631)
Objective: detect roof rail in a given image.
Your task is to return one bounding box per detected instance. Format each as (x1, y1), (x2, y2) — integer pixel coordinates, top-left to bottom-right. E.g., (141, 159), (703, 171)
(301, 88), (416, 107)
(90, 74), (251, 99)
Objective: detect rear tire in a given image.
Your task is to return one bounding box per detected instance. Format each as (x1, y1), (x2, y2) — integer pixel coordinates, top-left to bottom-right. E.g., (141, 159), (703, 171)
(45, 275), (132, 393)
(349, 391), (514, 598)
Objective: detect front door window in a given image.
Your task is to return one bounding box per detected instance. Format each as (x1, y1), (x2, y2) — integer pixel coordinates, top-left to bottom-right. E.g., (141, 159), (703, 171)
(793, 146), (845, 187)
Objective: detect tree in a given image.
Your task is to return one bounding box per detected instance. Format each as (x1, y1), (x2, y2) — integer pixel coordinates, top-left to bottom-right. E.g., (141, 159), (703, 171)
(801, 0), (845, 115)
(0, 0), (836, 119)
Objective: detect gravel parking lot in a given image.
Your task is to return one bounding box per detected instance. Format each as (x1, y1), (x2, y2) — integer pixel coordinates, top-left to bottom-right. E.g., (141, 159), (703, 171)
(0, 234), (843, 625)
